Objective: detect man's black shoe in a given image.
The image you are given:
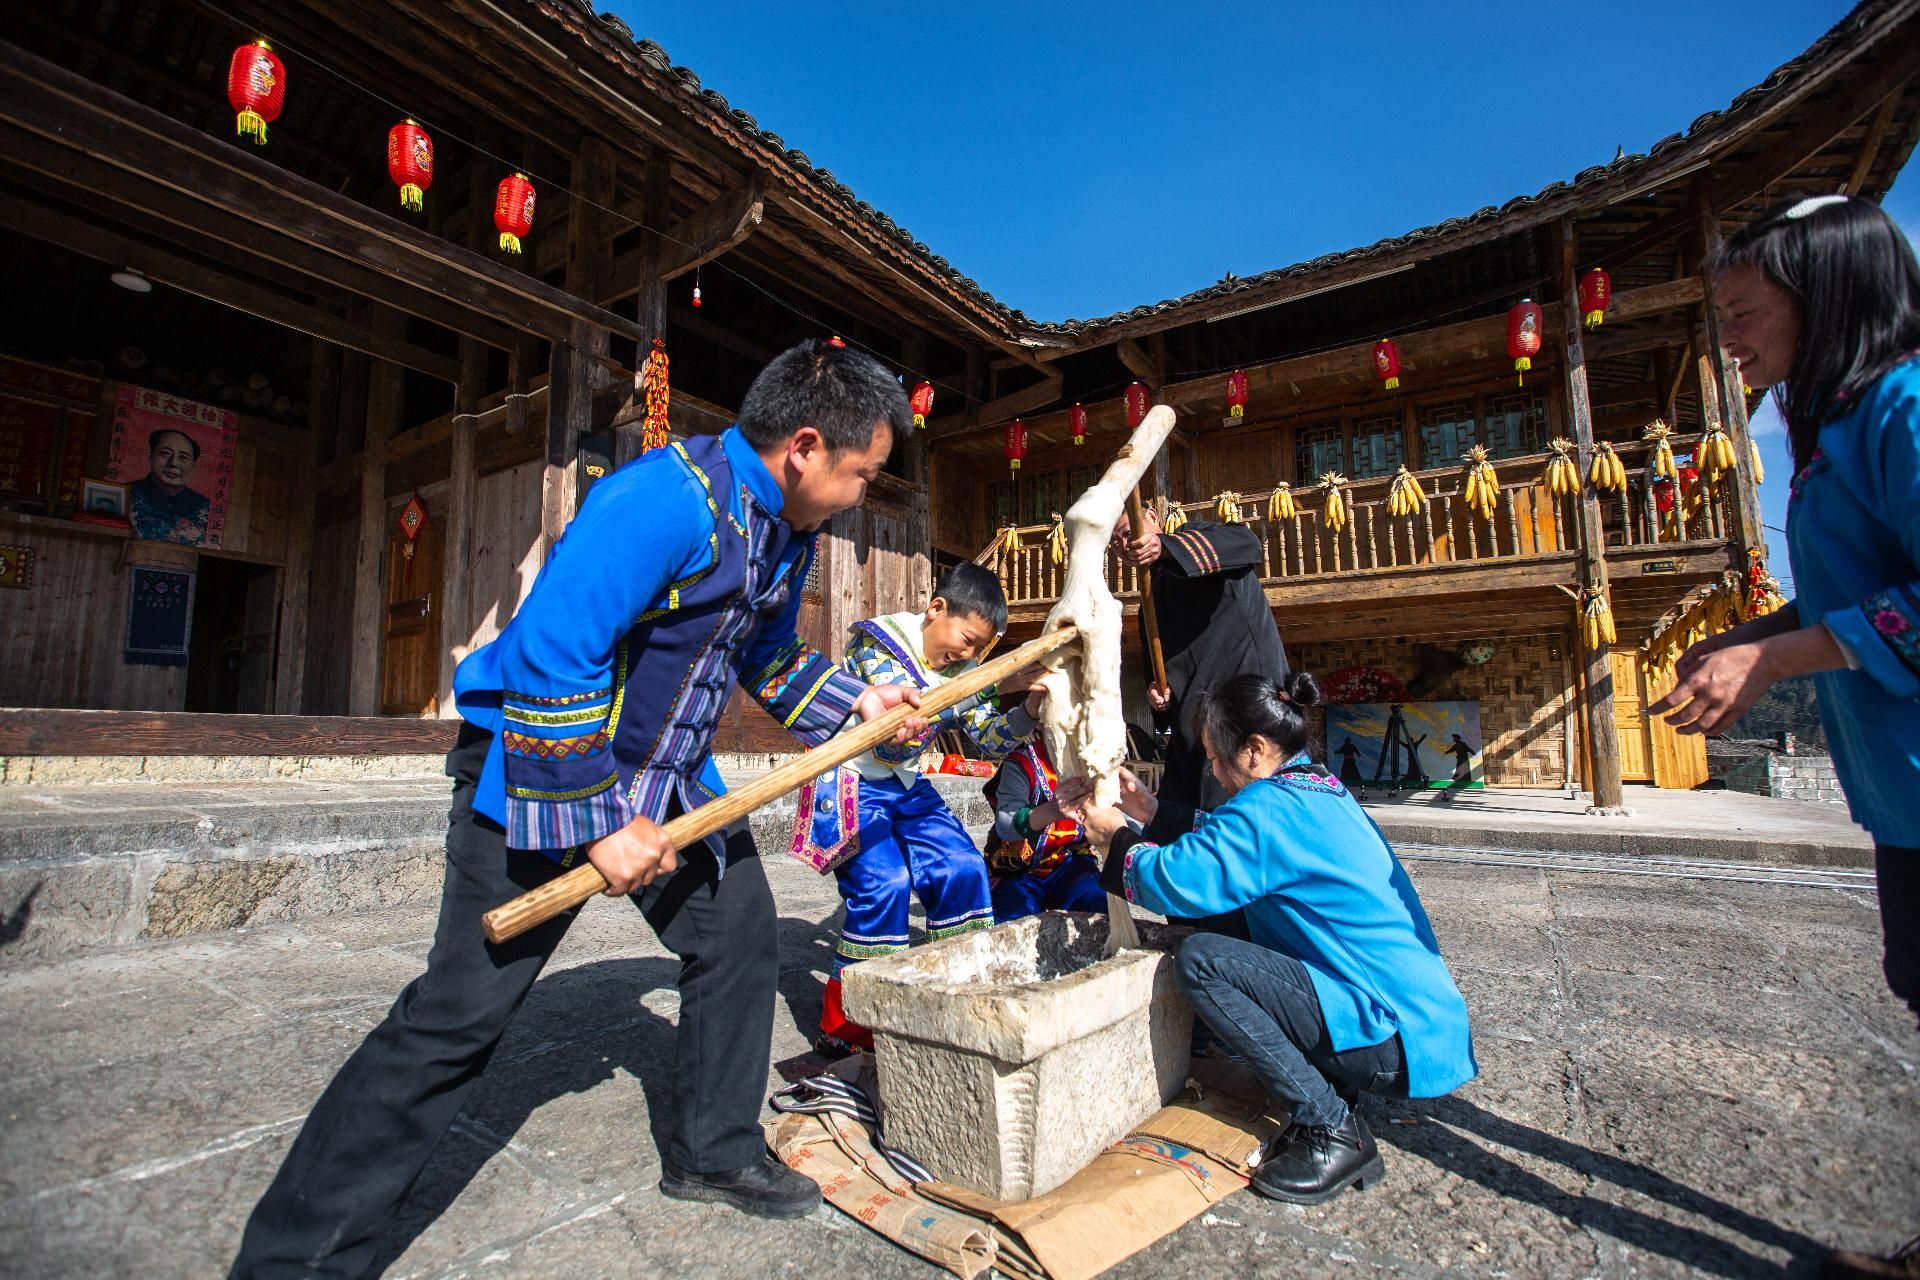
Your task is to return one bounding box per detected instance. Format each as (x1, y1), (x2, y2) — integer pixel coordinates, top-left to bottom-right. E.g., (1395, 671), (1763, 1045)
(1249, 1106), (1386, 1205)
(659, 1154), (821, 1219)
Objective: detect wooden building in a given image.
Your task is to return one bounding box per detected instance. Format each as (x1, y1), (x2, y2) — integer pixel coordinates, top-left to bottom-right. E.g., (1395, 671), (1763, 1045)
(0, 0), (1915, 796)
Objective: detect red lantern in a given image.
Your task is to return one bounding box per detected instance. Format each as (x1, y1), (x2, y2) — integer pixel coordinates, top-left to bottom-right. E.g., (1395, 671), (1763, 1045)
(396, 491), (428, 593)
(226, 40), (285, 146)
(1580, 268), (1612, 329)
(909, 381), (934, 429)
(386, 120), (433, 213)
(1005, 419), (1028, 473)
(1068, 402), (1088, 446)
(1225, 369), (1249, 419)
(1507, 299), (1542, 386)
(494, 173), (536, 255)
(1373, 339), (1402, 391)
(1124, 382), (1149, 429)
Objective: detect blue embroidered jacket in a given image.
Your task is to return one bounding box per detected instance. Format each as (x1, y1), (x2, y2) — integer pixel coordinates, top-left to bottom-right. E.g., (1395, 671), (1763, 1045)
(1787, 355), (1920, 843)
(1118, 758), (1478, 1100)
(452, 428), (867, 856)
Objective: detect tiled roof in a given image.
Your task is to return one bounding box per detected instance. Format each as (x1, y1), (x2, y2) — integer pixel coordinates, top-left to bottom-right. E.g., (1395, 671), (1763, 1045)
(558, 0), (1909, 345)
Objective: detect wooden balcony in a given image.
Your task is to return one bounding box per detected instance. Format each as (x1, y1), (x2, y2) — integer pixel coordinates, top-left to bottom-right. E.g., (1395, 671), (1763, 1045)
(984, 436), (1744, 641)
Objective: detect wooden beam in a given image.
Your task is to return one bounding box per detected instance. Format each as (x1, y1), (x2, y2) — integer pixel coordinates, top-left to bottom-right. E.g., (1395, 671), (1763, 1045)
(0, 190), (461, 383)
(926, 372), (1064, 438)
(1560, 215), (1623, 809)
(350, 312), (402, 717)
(1845, 94), (1902, 195)
(0, 708), (460, 756)
(275, 340), (333, 714)
(1116, 339), (1161, 386)
(0, 39), (648, 344)
(632, 152), (673, 346)
(605, 170), (764, 305)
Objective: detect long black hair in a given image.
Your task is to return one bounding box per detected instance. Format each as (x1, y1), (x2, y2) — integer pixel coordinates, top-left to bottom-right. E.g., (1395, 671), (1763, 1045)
(1712, 196), (1920, 473)
(1192, 670), (1322, 763)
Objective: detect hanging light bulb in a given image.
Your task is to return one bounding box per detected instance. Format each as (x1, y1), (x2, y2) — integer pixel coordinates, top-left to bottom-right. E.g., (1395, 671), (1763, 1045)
(692, 265), (702, 309)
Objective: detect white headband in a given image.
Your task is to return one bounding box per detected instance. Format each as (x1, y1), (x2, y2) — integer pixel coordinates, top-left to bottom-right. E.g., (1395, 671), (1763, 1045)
(1785, 194), (1848, 220)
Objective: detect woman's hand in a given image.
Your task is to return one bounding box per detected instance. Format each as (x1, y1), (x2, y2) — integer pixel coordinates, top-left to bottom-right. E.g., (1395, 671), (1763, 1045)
(1649, 622), (1841, 736)
(1042, 776), (1094, 827)
(1672, 608), (1799, 684)
(1078, 803), (1131, 849)
(1114, 767), (1159, 823)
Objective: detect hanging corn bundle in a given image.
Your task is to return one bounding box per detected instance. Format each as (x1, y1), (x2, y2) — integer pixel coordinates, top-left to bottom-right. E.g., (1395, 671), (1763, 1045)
(1698, 425), (1738, 488)
(1744, 550), (1787, 619)
(1319, 471), (1350, 534)
(1386, 465), (1426, 517)
(1643, 419), (1677, 480)
(1047, 512), (1067, 565)
(1748, 436), (1765, 485)
(997, 523), (1023, 555)
(1588, 441), (1627, 492)
(1214, 491), (1244, 523)
(1161, 499), (1188, 533)
(1460, 445), (1500, 521)
(1578, 586), (1618, 651)
(1543, 437), (1580, 496)
(1267, 483), (1297, 521)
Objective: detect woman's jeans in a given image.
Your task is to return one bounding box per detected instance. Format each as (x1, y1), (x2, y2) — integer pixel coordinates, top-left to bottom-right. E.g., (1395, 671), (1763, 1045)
(1877, 844), (1920, 1028)
(1175, 932), (1407, 1129)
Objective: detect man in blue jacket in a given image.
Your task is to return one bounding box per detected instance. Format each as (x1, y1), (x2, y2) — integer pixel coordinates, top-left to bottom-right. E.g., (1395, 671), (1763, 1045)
(233, 341), (926, 1277)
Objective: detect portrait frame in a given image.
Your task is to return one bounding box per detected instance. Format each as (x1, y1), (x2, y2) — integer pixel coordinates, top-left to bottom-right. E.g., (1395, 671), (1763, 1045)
(80, 478), (129, 518)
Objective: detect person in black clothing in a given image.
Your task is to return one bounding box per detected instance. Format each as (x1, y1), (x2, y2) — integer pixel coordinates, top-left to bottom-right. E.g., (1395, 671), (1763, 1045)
(1113, 507), (1291, 811)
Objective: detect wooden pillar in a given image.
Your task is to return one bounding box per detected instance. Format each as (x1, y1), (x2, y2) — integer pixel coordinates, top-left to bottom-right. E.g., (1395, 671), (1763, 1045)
(439, 151), (496, 716)
(1559, 215), (1624, 808)
(901, 332), (933, 602)
(350, 312), (403, 716)
(541, 135), (618, 557)
(1692, 188), (1764, 556)
(276, 339), (335, 713)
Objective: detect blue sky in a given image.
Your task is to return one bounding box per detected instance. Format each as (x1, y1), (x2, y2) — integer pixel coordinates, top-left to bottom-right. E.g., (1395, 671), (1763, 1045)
(615, 1), (1915, 585)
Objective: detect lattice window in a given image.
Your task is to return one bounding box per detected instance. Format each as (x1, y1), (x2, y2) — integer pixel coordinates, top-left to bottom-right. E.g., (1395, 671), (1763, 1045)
(986, 479), (1015, 530)
(1293, 420), (1344, 484)
(1066, 464), (1102, 508)
(1482, 389), (1548, 460)
(803, 546), (823, 597)
(1348, 411), (1405, 479)
(1019, 470), (1061, 525)
(1418, 400), (1478, 469)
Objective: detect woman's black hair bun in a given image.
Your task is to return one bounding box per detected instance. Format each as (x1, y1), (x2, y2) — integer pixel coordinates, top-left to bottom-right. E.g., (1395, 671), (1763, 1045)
(1284, 670), (1322, 708)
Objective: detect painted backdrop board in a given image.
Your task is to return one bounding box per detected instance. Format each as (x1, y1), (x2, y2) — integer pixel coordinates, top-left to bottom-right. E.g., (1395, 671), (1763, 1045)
(107, 385), (239, 547)
(1327, 700), (1484, 789)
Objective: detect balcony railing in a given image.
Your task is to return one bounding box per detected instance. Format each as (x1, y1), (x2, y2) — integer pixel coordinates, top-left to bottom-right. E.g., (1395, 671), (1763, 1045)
(981, 436), (1740, 608)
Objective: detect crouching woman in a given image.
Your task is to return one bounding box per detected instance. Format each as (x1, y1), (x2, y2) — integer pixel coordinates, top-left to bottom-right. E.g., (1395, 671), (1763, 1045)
(1077, 671), (1477, 1204)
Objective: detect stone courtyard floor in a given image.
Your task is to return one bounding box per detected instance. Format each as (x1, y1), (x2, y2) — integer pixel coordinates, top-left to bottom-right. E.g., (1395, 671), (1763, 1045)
(2, 851), (1915, 1278)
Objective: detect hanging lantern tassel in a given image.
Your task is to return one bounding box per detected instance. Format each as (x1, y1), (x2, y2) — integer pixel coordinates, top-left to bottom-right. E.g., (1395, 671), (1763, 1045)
(1460, 445), (1500, 521)
(1373, 339), (1402, 392)
(910, 381), (935, 430)
(1225, 369), (1249, 419)
(1749, 436), (1765, 485)
(1588, 441), (1627, 492)
(1507, 299), (1542, 387)
(1579, 587), (1617, 651)
(386, 120), (434, 213)
(1387, 466), (1426, 517)
(227, 40), (286, 146)
(1047, 513), (1067, 565)
(1643, 418), (1677, 480)
(1319, 471), (1349, 534)
(1215, 490), (1243, 523)
(1068, 402), (1088, 446)
(1580, 267), (1612, 329)
(639, 337), (671, 452)
(1699, 426), (1738, 489)
(1004, 419), (1028, 474)
(494, 173), (536, 255)
(1544, 437), (1580, 496)
(1268, 483), (1296, 521)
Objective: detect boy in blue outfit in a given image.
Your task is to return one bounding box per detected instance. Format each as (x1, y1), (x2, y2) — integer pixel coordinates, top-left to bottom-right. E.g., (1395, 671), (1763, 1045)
(233, 341), (928, 1277)
(803, 564), (1043, 1054)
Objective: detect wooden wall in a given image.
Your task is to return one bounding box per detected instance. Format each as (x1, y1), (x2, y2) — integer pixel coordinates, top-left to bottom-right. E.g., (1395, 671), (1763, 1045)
(301, 514), (357, 715)
(463, 457), (546, 660)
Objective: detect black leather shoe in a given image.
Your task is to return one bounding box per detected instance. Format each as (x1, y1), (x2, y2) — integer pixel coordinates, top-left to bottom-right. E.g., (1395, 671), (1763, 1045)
(1249, 1107), (1386, 1205)
(659, 1154), (821, 1219)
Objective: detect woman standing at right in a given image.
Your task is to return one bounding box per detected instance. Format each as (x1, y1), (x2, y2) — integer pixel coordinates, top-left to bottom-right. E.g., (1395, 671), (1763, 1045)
(1648, 194), (1920, 1280)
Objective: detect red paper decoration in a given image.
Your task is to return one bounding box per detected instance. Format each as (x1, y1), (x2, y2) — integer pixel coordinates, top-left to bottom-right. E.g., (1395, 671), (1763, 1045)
(1373, 339), (1402, 391)
(1068, 402), (1088, 446)
(910, 381), (934, 429)
(1124, 382), (1149, 429)
(1580, 268), (1612, 329)
(226, 40), (285, 146)
(1005, 419), (1028, 473)
(386, 120), (433, 213)
(494, 173), (536, 255)
(396, 491), (428, 592)
(1507, 299), (1542, 386)
(1225, 369), (1249, 419)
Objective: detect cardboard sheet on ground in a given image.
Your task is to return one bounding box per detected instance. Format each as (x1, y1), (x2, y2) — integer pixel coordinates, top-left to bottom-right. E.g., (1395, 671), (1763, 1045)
(764, 1057), (1286, 1280)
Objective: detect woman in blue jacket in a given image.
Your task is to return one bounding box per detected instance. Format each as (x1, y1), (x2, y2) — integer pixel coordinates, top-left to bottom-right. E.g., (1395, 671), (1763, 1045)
(1646, 194), (1920, 1280)
(1078, 670), (1476, 1205)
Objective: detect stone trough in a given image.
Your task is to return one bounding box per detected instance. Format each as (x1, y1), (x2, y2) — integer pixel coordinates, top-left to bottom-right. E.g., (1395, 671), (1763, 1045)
(841, 912), (1193, 1201)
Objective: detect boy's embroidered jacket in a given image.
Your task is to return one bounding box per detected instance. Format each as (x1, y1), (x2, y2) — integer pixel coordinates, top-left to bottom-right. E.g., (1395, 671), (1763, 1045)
(842, 611), (1034, 786)
(1787, 355), (1920, 842)
(1111, 760), (1477, 1099)
(991, 742), (1086, 874)
(452, 428), (866, 855)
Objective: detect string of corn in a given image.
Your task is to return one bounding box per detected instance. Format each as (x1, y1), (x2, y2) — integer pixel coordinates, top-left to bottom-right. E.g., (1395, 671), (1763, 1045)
(1643, 419), (1676, 480)
(1588, 441), (1627, 492)
(1543, 437), (1580, 496)
(1460, 445), (1500, 521)
(1319, 471), (1349, 534)
(1214, 491), (1244, 523)
(1749, 436), (1765, 485)
(1047, 513), (1067, 565)
(1267, 483), (1297, 521)
(1386, 466), (1426, 517)
(1699, 426), (1738, 488)
(1578, 587), (1618, 651)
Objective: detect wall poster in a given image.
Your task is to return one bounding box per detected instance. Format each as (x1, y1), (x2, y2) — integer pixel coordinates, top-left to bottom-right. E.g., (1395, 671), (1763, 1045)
(106, 384), (238, 547)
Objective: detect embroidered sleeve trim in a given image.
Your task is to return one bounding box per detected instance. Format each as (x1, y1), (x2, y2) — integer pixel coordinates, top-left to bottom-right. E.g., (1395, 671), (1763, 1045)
(1862, 586), (1920, 677)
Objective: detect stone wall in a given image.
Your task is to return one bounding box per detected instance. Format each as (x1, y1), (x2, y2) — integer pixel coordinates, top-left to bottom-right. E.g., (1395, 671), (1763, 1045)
(1289, 633), (1575, 788)
(1767, 754), (1847, 807)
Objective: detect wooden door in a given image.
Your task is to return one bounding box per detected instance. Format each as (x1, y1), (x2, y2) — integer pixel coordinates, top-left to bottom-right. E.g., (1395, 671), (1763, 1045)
(1644, 659), (1709, 789)
(1608, 648), (1654, 783)
(381, 507), (446, 716)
